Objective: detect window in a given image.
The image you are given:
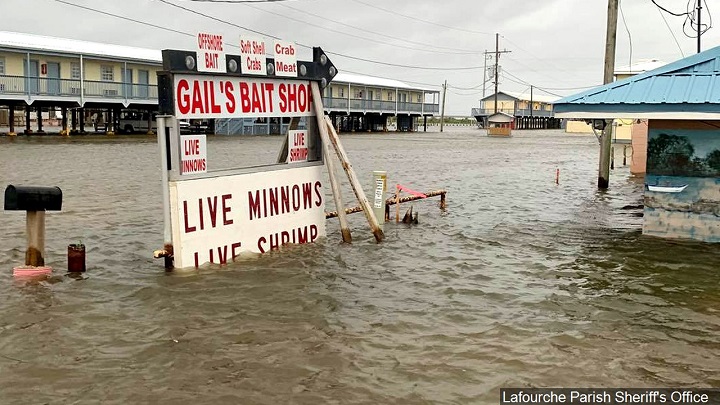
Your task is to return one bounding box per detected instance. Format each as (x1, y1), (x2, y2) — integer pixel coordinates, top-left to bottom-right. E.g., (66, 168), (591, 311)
(417, 94), (422, 102)
(101, 65), (114, 81)
(0, 57), (5, 75)
(71, 62), (81, 79)
(338, 87), (344, 97)
(388, 91), (393, 101)
(353, 89), (363, 99)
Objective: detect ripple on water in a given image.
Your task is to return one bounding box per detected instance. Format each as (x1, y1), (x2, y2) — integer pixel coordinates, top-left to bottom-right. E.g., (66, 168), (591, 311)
(1, 130), (719, 403)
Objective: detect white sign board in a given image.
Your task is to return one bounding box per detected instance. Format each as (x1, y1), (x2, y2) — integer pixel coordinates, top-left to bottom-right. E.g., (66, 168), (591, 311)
(196, 32), (226, 73)
(174, 75), (314, 119)
(274, 41), (298, 77)
(181, 135), (207, 175)
(240, 36), (267, 76)
(287, 130), (308, 163)
(169, 165), (326, 268)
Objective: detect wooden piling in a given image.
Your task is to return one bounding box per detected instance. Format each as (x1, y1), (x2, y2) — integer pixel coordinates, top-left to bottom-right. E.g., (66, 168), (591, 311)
(322, 113), (384, 243)
(25, 211), (46, 266)
(310, 83), (352, 243)
(276, 117), (300, 164)
(395, 184), (401, 223)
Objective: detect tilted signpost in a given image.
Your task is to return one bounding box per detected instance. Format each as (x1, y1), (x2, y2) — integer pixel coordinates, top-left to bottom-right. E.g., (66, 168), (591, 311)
(154, 35), (382, 270)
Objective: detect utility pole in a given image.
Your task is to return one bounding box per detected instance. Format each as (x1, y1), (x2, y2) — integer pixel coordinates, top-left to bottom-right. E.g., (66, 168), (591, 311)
(494, 33), (499, 114)
(697, 0), (702, 53)
(440, 79), (447, 133)
(485, 34), (511, 115)
(599, 0), (618, 189)
(530, 85), (533, 118)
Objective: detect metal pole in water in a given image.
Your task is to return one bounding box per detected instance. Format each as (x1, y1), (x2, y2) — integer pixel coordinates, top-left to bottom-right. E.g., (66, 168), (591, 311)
(157, 116), (173, 268)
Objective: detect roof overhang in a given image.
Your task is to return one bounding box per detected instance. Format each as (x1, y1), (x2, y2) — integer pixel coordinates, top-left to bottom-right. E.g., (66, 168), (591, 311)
(555, 103), (720, 120)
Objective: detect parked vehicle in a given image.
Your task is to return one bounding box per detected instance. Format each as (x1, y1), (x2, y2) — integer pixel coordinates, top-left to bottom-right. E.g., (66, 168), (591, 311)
(118, 110), (157, 133)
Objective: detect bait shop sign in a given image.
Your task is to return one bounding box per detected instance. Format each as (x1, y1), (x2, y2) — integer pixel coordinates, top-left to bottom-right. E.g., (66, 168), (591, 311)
(169, 165), (326, 268)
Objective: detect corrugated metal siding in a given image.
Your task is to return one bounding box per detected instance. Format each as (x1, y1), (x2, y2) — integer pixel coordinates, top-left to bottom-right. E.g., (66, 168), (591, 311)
(555, 45), (720, 111)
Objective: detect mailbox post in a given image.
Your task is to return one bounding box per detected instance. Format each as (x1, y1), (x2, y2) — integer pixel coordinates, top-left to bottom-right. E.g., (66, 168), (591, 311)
(4, 185), (63, 274)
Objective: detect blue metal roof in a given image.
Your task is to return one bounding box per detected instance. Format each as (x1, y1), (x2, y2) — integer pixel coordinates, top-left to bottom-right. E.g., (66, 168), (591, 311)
(555, 45), (720, 119)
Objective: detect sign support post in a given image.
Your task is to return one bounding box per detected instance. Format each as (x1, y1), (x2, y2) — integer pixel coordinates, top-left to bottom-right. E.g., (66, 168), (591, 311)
(156, 115), (174, 269)
(154, 42), (381, 269)
(312, 92), (352, 243)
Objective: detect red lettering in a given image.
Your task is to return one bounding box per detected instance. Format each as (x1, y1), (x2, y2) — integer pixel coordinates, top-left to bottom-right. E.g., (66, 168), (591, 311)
(314, 181), (322, 207)
(231, 242), (242, 261)
(183, 200), (196, 233)
(240, 82), (251, 113)
(291, 185), (300, 211)
(251, 82), (262, 112)
(198, 198), (204, 230)
(207, 196), (218, 228)
(203, 81), (210, 114)
(222, 194), (233, 225)
(248, 190), (261, 220)
(210, 81), (221, 113)
(264, 83), (274, 113)
(302, 182), (312, 209)
(217, 245), (228, 265)
(177, 79), (190, 115)
(225, 82), (235, 113)
(192, 81), (204, 114)
(279, 83), (287, 112)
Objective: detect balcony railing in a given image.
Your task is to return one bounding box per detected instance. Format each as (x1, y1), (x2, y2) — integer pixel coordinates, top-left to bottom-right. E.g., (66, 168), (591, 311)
(0, 75), (158, 100)
(471, 107), (554, 118)
(323, 97), (440, 114)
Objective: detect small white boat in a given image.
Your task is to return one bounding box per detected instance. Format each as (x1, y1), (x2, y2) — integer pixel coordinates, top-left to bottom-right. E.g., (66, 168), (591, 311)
(647, 184), (688, 193)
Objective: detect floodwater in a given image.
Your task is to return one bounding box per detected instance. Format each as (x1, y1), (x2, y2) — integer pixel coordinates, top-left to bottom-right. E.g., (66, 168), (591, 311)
(0, 128), (719, 404)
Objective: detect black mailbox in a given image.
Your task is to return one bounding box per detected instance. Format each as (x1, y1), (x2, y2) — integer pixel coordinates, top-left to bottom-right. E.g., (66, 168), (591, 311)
(4, 185), (63, 211)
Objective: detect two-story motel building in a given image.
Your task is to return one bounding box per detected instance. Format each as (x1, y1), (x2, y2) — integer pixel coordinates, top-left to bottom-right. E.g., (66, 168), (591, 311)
(0, 31), (440, 135)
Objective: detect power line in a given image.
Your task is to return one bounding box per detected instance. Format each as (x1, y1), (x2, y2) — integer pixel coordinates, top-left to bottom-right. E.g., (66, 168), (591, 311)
(51, 0), (481, 80)
(656, 1), (685, 57)
(239, 1), (480, 55)
(187, 0), (293, 2)
(619, 0), (633, 72)
(500, 35), (589, 81)
(54, 0), (196, 39)
(650, 0), (688, 17)
(349, 0), (494, 36)
(154, 0), (282, 39)
(153, 0), (486, 70)
(276, 3), (482, 54)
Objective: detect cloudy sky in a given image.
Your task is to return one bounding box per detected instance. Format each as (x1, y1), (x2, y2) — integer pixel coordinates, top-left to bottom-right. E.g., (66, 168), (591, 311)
(4, 0), (718, 115)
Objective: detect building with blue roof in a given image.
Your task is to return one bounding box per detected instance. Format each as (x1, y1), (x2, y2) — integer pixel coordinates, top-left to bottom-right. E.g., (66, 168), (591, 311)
(554, 46), (720, 243)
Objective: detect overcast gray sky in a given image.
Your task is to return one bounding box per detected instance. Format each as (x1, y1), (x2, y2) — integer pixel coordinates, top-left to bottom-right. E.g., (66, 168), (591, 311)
(4, 0), (718, 115)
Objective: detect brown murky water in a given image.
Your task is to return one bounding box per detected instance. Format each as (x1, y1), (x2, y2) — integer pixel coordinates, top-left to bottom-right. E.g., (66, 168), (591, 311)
(1, 128), (719, 404)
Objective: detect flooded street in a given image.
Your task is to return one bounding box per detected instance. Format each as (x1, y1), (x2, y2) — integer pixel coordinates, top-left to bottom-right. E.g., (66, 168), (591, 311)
(1, 128), (719, 404)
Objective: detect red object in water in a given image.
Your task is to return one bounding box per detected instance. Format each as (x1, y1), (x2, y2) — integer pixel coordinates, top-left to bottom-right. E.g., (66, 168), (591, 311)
(13, 266), (52, 278)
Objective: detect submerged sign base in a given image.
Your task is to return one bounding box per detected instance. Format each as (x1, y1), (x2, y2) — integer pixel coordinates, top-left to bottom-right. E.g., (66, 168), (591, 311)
(169, 165), (326, 268)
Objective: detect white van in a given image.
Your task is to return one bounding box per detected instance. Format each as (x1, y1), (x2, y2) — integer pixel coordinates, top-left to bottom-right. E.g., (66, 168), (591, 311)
(118, 111), (157, 133)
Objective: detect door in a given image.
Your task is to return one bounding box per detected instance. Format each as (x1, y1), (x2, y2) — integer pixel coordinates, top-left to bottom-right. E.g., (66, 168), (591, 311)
(122, 68), (134, 98)
(138, 70), (149, 98)
(23, 59), (39, 94)
(368, 90), (374, 109)
(47, 62), (60, 95)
